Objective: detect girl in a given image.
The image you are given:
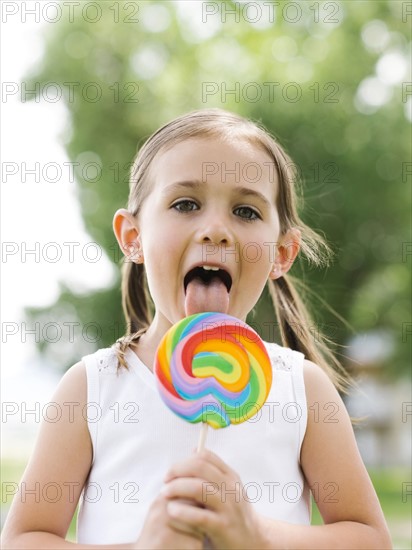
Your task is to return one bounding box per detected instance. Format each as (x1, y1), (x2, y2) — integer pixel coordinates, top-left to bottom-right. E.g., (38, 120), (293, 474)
(2, 109), (391, 549)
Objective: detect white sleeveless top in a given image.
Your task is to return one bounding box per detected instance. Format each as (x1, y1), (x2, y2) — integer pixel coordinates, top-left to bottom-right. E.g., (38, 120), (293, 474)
(76, 342), (311, 545)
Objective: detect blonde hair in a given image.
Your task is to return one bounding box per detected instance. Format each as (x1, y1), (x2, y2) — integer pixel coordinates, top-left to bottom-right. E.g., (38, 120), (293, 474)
(114, 108), (349, 392)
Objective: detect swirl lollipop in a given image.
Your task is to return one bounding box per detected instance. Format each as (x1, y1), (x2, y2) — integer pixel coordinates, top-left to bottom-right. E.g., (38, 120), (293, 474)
(154, 312), (272, 449)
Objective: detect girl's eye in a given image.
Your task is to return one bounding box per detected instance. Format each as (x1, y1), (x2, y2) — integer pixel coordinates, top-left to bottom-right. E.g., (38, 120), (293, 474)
(234, 206), (261, 221)
(172, 199), (199, 213)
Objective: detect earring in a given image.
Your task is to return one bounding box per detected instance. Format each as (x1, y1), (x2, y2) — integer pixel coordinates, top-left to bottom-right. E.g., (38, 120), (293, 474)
(271, 266), (280, 278)
(133, 248), (144, 264)
(123, 245), (143, 263)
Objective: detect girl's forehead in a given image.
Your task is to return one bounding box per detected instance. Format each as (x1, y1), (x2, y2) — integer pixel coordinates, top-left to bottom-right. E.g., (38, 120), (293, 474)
(147, 136), (279, 201)
(151, 136), (276, 177)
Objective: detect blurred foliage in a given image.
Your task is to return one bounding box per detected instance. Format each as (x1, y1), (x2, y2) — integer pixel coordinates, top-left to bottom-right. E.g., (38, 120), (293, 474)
(24, 0), (410, 376)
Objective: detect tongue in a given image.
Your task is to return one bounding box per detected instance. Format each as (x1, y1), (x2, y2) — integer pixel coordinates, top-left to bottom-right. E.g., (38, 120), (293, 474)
(184, 276), (230, 317)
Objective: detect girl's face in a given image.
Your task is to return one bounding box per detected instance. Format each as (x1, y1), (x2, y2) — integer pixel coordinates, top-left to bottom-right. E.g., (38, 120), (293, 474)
(132, 136), (297, 335)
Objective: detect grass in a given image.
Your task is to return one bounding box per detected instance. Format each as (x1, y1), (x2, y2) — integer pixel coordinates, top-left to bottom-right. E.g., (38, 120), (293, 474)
(1, 460), (411, 547)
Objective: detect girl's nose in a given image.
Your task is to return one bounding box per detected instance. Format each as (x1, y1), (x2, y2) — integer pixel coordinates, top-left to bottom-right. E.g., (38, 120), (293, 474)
(196, 217), (235, 246)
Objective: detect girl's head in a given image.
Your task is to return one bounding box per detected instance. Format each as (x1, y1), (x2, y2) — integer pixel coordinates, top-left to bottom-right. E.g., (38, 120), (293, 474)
(113, 109), (345, 389)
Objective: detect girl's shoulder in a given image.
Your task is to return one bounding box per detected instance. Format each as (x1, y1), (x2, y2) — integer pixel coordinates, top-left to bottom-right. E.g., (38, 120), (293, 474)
(302, 358), (338, 396)
(58, 358), (88, 397)
(263, 340), (305, 373)
(81, 346), (120, 375)
(264, 342), (336, 392)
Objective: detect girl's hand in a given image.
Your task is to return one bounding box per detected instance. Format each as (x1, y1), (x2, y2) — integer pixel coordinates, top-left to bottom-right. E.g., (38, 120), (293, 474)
(136, 490), (204, 549)
(162, 449), (264, 550)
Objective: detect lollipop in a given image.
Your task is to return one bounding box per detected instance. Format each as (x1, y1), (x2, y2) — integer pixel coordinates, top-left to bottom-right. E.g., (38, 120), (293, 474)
(154, 312), (272, 448)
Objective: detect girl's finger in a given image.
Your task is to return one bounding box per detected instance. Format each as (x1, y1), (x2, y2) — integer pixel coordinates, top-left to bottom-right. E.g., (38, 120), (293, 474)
(164, 452), (228, 484)
(167, 499), (224, 538)
(166, 502), (204, 539)
(162, 477), (225, 509)
(162, 477), (205, 504)
(195, 448), (233, 475)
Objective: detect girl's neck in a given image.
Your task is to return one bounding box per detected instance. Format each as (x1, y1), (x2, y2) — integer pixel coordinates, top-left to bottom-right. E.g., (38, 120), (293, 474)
(131, 336), (155, 372)
(130, 314), (171, 372)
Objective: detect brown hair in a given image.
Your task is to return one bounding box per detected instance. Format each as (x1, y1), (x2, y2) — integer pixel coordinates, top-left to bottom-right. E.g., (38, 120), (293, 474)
(114, 108), (349, 392)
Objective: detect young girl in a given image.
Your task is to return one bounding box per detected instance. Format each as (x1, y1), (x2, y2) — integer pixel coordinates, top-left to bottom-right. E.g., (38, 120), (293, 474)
(2, 109), (391, 549)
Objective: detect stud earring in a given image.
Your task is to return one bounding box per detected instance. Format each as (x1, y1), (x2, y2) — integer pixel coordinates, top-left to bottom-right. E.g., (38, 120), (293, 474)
(123, 245), (143, 263)
(271, 266), (280, 278)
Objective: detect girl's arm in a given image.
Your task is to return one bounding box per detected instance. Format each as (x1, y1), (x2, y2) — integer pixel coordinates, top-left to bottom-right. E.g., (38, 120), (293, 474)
(257, 359), (392, 549)
(1, 361), (202, 550)
(1, 362), (134, 550)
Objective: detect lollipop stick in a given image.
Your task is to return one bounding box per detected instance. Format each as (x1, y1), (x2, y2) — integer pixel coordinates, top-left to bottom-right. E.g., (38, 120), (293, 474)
(197, 423), (208, 452)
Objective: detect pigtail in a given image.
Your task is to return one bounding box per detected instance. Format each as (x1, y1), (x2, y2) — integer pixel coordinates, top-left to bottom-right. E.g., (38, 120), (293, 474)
(114, 260), (153, 370)
(268, 274), (350, 393)
(122, 261), (152, 332)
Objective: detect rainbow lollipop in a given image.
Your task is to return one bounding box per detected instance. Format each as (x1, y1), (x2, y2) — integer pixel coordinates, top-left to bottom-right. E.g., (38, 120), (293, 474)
(154, 312), (272, 448)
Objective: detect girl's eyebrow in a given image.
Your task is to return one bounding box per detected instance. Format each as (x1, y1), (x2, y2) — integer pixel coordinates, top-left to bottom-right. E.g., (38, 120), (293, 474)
(162, 180), (203, 193)
(163, 180), (272, 208)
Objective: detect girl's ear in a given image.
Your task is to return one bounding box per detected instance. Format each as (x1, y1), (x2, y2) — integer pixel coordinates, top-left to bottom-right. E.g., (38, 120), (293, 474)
(269, 228), (301, 279)
(113, 208), (144, 263)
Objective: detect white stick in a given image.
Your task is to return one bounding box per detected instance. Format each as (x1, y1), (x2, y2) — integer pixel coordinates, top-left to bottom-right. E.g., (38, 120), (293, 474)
(197, 423), (208, 452)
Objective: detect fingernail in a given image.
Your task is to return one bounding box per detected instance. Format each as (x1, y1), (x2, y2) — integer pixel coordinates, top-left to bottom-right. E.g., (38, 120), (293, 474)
(167, 501), (181, 517)
(160, 484), (169, 496)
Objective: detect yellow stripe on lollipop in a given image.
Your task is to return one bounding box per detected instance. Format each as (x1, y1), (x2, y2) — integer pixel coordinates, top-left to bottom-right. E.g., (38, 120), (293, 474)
(194, 339), (249, 392)
(193, 351), (243, 386)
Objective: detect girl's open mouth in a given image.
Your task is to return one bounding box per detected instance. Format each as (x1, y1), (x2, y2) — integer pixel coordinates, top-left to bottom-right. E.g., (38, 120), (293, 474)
(183, 266), (232, 316)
